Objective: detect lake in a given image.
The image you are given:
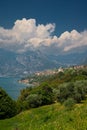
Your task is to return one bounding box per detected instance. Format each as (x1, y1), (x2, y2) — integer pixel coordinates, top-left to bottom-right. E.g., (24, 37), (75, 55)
(0, 77), (28, 100)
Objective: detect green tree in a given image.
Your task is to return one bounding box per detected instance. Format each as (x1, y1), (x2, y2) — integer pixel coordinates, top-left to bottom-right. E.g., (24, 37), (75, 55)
(0, 87), (17, 119)
(39, 85), (54, 105)
(27, 94), (42, 108)
(74, 81), (87, 102)
(58, 83), (74, 103)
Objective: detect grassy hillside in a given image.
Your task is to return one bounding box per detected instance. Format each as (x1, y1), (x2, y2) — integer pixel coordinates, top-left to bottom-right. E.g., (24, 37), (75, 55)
(0, 65), (87, 130)
(0, 101), (87, 130)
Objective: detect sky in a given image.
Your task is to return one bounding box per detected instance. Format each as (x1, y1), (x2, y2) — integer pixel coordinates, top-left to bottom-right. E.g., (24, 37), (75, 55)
(0, 0), (87, 54)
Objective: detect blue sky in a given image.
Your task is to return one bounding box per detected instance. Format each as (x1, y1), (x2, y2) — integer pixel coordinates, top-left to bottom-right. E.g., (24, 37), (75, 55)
(0, 0), (87, 35)
(0, 0), (87, 54)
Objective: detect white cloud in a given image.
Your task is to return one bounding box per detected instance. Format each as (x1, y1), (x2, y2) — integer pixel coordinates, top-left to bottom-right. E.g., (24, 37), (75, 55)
(0, 18), (87, 53)
(58, 30), (87, 52)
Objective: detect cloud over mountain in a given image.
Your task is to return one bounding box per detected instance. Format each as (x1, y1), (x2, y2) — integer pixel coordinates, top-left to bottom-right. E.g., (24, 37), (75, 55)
(0, 18), (87, 53)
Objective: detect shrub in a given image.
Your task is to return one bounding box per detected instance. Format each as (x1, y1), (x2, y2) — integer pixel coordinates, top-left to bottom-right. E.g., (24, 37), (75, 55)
(64, 98), (75, 110)
(27, 94), (42, 108)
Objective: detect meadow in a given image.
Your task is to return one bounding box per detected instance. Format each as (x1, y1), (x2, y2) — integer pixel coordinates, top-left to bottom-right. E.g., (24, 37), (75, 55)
(0, 101), (87, 130)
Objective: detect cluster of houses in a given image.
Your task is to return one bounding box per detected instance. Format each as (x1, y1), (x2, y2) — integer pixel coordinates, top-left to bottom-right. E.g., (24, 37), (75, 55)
(35, 65), (87, 76)
(35, 67), (64, 76)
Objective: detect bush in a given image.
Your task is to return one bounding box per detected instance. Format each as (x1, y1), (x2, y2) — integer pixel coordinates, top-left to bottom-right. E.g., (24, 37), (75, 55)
(64, 98), (75, 110)
(27, 94), (42, 108)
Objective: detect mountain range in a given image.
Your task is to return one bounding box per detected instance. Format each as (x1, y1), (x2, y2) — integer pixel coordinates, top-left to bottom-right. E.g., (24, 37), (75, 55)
(0, 48), (87, 77)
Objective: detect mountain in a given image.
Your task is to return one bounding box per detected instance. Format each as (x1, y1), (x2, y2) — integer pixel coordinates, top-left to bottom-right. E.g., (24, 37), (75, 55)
(0, 48), (87, 77)
(0, 48), (58, 77)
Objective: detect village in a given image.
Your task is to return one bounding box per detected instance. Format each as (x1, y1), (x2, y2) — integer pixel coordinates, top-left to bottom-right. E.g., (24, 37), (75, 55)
(35, 65), (86, 76)
(19, 65), (87, 85)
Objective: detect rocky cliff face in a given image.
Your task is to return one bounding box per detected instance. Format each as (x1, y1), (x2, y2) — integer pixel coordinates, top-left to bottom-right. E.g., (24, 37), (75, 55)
(0, 48), (87, 77)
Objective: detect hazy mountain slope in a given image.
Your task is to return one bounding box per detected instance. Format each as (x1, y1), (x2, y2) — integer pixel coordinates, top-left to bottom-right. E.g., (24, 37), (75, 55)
(0, 48), (87, 77)
(0, 49), (59, 77)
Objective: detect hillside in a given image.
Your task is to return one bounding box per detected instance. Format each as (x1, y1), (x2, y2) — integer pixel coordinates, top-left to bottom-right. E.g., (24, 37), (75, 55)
(0, 65), (87, 130)
(20, 65), (87, 86)
(0, 102), (87, 130)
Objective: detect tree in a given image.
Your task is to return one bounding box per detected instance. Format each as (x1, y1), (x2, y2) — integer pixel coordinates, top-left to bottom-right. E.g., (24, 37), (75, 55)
(27, 94), (42, 108)
(39, 85), (54, 105)
(0, 87), (17, 119)
(57, 83), (74, 103)
(74, 81), (87, 102)
(58, 82), (74, 103)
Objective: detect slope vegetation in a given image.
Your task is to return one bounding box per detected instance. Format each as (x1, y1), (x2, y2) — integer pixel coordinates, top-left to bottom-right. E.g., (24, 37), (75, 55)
(0, 102), (87, 130)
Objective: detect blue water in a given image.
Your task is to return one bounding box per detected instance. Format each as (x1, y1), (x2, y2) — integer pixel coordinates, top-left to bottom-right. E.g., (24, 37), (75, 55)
(0, 77), (28, 100)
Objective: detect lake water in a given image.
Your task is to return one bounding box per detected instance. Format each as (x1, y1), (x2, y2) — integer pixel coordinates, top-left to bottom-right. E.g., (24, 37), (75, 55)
(0, 77), (28, 100)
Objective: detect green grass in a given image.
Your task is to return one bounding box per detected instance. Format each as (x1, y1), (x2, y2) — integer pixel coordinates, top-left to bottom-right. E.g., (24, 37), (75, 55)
(0, 101), (87, 130)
